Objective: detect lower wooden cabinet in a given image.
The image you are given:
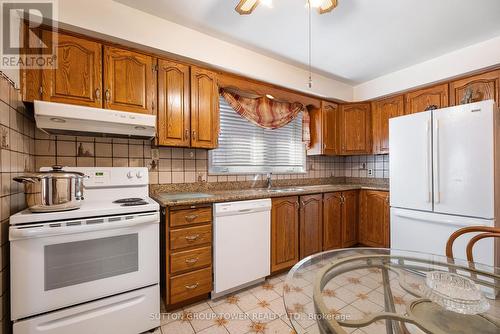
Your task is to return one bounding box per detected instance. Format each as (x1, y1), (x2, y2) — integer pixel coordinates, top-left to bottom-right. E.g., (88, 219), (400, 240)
(359, 190), (390, 248)
(299, 194), (323, 259)
(162, 205), (213, 307)
(271, 196), (299, 273)
(341, 190), (359, 248)
(322, 192), (343, 250)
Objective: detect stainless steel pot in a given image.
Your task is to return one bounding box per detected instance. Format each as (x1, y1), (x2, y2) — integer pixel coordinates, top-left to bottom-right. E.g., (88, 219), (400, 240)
(13, 165), (88, 212)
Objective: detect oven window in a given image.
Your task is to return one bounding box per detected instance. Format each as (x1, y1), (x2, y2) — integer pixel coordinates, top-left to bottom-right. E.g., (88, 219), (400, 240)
(44, 234), (139, 291)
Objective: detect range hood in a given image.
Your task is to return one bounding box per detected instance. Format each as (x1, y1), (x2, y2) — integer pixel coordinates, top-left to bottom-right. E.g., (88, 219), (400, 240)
(34, 101), (156, 139)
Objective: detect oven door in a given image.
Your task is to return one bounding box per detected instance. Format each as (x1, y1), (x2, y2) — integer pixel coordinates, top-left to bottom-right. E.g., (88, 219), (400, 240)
(10, 211), (159, 320)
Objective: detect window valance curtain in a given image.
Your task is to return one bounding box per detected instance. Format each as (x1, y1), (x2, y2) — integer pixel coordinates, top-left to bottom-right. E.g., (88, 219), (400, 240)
(220, 89), (311, 148)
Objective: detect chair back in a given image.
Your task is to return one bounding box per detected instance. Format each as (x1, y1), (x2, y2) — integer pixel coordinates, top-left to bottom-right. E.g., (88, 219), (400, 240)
(445, 226), (500, 262)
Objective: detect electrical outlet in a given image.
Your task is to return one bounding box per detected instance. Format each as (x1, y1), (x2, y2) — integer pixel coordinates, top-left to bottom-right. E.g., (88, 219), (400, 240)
(151, 148), (159, 160)
(368, 168), (374, 176)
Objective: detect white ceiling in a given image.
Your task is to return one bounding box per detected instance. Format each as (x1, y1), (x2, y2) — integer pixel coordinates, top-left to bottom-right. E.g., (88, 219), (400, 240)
(115, 0), (500, 84)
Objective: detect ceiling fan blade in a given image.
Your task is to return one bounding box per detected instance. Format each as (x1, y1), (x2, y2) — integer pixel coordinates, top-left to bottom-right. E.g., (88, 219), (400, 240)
(318, 0), (338, 14)
(236, 0), (259, 15)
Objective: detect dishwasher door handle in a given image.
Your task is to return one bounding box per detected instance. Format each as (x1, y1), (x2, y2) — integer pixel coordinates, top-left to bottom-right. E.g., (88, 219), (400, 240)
(238, 208), (254, 213)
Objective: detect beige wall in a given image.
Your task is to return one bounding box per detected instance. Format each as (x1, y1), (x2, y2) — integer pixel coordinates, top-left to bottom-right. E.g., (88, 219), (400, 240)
(0, 72), (37, 334)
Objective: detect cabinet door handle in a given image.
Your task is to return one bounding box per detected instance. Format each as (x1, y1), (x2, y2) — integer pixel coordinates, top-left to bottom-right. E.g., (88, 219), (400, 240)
(95, 88), (101, 101)
(192, 130), (197, 141)
(184, 129), (189, 140)
(184, 283), (199, 290)
(185, 234), (200, 242)
(185, 214), (198, 222)
(185, 257), (199, 264)
(105, 89), (110, 102)
(301, 200), (305, 206)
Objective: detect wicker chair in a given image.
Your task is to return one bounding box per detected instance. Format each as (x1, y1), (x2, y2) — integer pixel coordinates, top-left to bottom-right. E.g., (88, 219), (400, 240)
(445, 226), (500, 262)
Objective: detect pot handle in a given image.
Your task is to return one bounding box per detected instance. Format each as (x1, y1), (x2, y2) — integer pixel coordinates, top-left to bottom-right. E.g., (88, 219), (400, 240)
(13, 176), (38, 184)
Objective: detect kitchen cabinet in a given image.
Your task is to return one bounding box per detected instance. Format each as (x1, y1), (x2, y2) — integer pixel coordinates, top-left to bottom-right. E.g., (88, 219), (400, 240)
(299, 194), (323, 258)
(20, 23), (42, 102)
(308, 101), (339, 155)
(322, 192), (343, 250)
(359, 190), (390, 248)
(341, 190), (359, 247)
(449, 70), (500, 106)
(339, 103), (372, 155)
(371, 95), (404, 154)
(404, 83), (449, 114)
(271, 196), (299, 273)
(162, 205), (212, 307)
(157, 59), (191, 147)
(41, 31), (102, 107)
(190, 66), (219, 149)
(103, 46), (157, 114)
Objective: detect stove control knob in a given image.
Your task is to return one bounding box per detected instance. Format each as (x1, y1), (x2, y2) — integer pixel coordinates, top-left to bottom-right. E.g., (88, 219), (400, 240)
(127, 171), (134, 179)
(136, 171), (143, 179)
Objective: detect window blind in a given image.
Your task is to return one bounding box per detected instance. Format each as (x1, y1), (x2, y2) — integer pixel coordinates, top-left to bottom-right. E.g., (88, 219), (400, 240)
(208, 96), (306, 174)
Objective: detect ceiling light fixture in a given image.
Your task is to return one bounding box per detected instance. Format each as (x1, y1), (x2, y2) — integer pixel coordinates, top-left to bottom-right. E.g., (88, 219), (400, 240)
(236, 0), (338, 15)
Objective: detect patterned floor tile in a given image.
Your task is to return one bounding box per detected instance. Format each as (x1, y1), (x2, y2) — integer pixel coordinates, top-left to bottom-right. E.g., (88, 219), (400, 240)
(223, 316), (254, 334)
(265, 318), (293, 334)
(190, 308), (218, 332)
(196, 324), (230, 334)
(237, 292), (262, 312)
(245, 305), (276, 324)
(161, 320), (195, 334)
(251, 286), (281, 302)
(184, 301), (212, 313)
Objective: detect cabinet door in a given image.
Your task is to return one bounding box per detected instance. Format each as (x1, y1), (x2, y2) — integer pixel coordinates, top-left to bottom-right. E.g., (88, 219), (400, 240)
(449, 70), (500, 106)
(191, 66), (219, 149)
(371, 95), (404, 154)
(342, 190), (359, 247)
(41, 31), (102, 107)
(157, 59), (190, 147)
(339, 103), (371, 155)
(405, 83), (448, 114)
(103, 46), (156, 114)
(271, 196), (299, 273)
(20, 24), (42, 102)
(323, 101), (339, 155)
(359, 190), (389, 247)
(299, 194), (323, 258)
(323, 192), (342, 251)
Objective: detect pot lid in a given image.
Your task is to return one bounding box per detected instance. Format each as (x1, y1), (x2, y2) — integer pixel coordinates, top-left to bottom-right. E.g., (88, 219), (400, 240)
(18, 165), (87, 179)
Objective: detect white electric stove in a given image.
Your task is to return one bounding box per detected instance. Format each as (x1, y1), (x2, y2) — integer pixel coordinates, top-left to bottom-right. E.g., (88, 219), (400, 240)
(10, 167), (160, 334)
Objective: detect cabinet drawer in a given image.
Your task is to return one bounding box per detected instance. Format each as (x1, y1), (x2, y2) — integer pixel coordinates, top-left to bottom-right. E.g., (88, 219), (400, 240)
(170, 267), (212, 304)
(170, 207), (212, 227)
(170, 246), (212, 274)
(170, 225), (212, 250)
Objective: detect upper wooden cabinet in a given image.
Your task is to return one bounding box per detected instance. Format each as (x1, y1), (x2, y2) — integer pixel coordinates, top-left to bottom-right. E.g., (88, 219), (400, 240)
(404, 83), (449, 114)
(339, 103), (372, 155)
(271, 196), (299, 273)
(308, 101), (339, 156)
(157, 59), (190, 147)
(450, 70), (500, 106)
(371, 95), (404, 154)
(359, 190), (390, 248)
(323, 192), (343, 251)
(190, 67), (219, 149)
(103, 46), (156, 114)
(41, 31), (102, 107)
(299, 194), (323, 259)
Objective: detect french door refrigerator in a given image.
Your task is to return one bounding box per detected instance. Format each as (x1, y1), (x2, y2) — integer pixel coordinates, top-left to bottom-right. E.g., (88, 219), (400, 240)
(389, 99), (498, 267)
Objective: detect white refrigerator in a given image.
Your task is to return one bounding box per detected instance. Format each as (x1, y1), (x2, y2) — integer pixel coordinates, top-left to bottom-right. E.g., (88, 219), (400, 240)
(389, 100), (498, 267)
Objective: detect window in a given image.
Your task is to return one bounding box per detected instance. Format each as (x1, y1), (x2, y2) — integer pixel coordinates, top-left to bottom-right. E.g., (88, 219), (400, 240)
(209, 96), (306, 174)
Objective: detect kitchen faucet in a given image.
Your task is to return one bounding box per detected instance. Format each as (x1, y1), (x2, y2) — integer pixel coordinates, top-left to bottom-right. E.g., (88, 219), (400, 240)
(266, 173), (272, 189)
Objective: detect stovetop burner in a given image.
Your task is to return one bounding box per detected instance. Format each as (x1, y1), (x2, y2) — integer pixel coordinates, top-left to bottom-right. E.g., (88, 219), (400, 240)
(120, 201), (148, 207)
(113, 198), (144, 204)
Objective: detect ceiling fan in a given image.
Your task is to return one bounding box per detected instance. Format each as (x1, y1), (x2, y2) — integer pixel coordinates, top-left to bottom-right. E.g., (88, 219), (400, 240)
(236, 0), (338, 15)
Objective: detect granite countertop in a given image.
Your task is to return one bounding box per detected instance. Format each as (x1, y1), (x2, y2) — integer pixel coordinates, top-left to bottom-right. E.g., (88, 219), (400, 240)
(151, 183), (389, 207)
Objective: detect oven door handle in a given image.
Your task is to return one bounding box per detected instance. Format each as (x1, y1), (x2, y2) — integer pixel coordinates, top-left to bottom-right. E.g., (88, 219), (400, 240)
(9, 213), (159, 240)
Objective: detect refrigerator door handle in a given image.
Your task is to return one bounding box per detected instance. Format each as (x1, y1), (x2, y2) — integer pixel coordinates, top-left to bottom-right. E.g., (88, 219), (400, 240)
(435, 119), (441, 203)
(426, 120), (432, 203)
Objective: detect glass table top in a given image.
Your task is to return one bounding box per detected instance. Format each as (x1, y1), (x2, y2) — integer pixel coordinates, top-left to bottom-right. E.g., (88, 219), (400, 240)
(283, 248), (500, 334)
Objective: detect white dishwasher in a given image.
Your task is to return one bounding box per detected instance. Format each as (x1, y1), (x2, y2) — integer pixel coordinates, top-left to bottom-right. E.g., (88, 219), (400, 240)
(213, 198), (271, 298)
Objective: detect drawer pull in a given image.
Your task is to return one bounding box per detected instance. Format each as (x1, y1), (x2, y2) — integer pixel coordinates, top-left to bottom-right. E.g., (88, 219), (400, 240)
(185, 257), (199, 264)
(185, 234), (200, 242)
(185, 283), (199, 290)
(185, 214), (199, 222)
